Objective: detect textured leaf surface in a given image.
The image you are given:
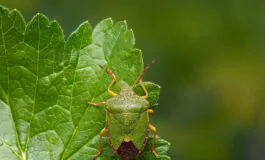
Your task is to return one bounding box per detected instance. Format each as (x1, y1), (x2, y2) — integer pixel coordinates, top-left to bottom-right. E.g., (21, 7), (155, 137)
(0, 5), (170, 160)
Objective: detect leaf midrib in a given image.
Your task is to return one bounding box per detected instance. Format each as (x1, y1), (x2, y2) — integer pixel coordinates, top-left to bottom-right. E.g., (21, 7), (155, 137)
(24, 14), (41, 156)
(60, 27), (93, 160)
(1, 11), (63, 159)
(0, 9), (24, 160)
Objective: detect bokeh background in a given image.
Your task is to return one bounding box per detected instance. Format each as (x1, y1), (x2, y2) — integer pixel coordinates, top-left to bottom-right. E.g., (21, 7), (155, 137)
(1, 0), (265, 160)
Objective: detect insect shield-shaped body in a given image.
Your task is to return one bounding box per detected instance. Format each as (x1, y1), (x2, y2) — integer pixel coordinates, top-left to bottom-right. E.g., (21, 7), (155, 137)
(88, 67), (159, 160)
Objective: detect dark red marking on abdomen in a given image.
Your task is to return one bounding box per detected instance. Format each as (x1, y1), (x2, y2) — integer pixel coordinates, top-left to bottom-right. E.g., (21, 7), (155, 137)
(116, 141), (139, 160)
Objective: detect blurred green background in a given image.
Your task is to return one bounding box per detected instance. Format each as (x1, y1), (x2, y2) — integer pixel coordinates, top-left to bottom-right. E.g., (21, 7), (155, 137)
(1, 0), (265, 159)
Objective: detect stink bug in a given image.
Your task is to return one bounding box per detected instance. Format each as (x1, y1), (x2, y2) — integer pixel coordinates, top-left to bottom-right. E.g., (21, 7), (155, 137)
(88, 65), (160, 160)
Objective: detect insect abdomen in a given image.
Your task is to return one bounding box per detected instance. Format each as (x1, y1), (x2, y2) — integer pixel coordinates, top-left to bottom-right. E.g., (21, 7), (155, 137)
(117, 141), (139, 160)
(107, 112), (149, 149)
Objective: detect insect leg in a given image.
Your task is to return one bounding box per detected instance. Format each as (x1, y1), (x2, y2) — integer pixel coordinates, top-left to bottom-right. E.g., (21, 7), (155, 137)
(149, 124), (160, 160)
(106, 69), (118, 97)
(140, 79), (148, 99)
(88, 101), (106, 107)
(93, 127), (106, 160)
(147, 109), (154, 115)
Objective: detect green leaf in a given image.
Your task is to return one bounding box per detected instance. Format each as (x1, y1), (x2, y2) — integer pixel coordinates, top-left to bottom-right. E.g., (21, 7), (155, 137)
(0, 5), (170, 160)
(134, 82), (161, 109)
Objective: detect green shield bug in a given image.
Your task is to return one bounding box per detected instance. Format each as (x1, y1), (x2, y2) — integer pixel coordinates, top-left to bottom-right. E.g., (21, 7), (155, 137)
(88, 65), (160, 160)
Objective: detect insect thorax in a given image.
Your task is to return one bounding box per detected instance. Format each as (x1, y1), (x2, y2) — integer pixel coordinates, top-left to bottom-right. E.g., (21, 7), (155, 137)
(106, 81), (149, 113)
(106, 95), (149, 113)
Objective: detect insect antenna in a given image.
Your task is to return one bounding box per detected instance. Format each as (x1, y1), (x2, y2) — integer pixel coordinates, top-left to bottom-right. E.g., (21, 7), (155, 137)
(133, 60), (155, 87)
